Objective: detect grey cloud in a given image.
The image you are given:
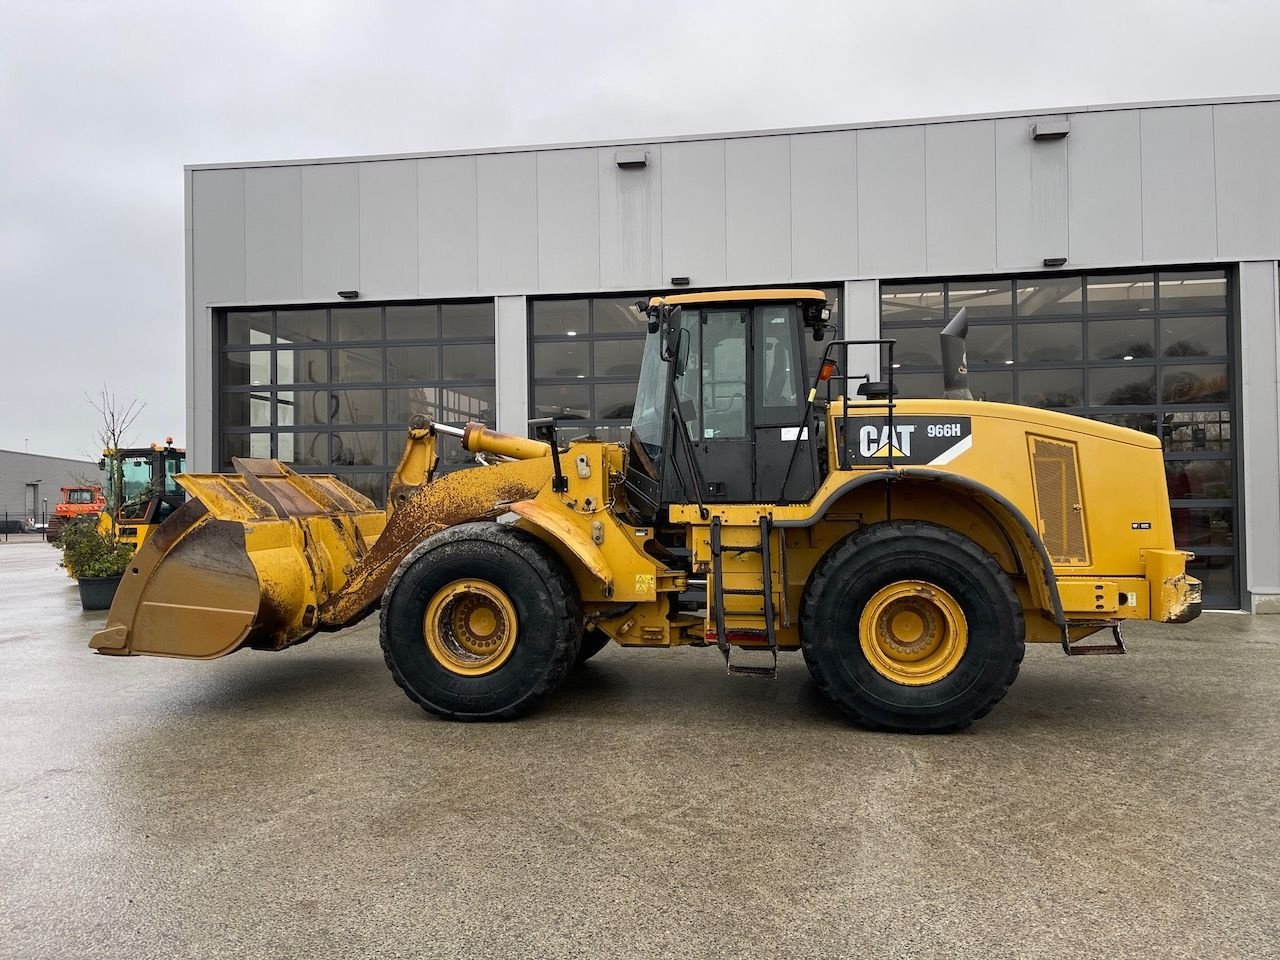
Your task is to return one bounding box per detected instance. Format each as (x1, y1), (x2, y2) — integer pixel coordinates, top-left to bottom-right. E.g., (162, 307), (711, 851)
(2, 0), (1278, 456)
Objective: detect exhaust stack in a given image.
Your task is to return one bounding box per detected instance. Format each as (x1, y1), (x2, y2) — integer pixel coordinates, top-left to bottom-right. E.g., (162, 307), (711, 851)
(940, 307), (973, 401)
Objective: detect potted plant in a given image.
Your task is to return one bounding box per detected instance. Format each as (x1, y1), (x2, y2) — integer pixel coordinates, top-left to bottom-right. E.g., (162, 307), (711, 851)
(61, 523), (133, 610)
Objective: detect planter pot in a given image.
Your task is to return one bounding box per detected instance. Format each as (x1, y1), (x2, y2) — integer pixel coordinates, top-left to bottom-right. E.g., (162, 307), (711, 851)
(78, 575), (122, 611)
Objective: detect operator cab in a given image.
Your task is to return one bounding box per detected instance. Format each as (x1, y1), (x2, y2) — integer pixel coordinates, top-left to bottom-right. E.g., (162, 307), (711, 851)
(101, 441), (187, 527)
(625, 290), (833, 521)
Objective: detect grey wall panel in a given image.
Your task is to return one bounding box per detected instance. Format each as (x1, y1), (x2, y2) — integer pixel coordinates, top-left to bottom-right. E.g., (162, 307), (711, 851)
(418, 155), (478, 295)
(843, 278), (880, 380)
(925, 121), (996, 273)
(599, 144), (662, 290)
(244, 166), (302, 301)
(857, 125), (925, 276)
(191, 170), (244, 469)
(1239, 260), (1280, 610)
(184, 169), (200, 470)
(537, 149), (599, 292)
(994, 118), (1034, 270)
(358, 161), (418, 297)
(791, 131), (856, 281)
(661, 140), (726, 286)
(1068, 111), (1142, 266)
(191, 307), (215, 472)
(1140, 106), (1217, 262)
(725, 136), (790, 283)
(1030, 129), (1069, 265)
(477, 152), (538, 293)
(300, 164), (359, 299)
(190, 168), (245, 308)
(1215, 103), (1280, 258)
(494, 295), (528, 435)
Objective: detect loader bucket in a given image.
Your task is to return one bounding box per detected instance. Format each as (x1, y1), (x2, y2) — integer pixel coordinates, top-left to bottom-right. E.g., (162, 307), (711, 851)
(90, 454), (555, 659)
(90, 459), (387, 659)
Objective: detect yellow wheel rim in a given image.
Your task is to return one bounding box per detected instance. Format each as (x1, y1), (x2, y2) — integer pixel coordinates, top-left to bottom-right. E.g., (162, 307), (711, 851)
(423, 579), (517, 677)
(859, 580), (968, 686)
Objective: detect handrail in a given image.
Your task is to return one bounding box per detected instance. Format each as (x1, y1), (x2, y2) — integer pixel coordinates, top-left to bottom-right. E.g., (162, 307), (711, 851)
(776, 337), (897, 502)
(823, 338), (898, 472)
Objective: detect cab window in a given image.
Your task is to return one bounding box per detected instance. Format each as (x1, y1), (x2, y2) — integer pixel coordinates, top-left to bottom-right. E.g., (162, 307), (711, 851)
(699, 310), (748, 439)
(754, 306), (803, 426)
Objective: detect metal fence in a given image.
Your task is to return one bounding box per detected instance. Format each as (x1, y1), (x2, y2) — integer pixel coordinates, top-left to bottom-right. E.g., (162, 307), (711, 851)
(0, 503), (51, 540)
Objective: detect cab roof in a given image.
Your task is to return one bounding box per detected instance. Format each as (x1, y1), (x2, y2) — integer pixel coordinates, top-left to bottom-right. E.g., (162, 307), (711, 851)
(647, 288), (827, 308)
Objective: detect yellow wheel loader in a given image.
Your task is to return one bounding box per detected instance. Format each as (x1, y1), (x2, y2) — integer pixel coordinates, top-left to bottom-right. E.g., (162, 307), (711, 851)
(60, 442), (187, 578)
(90, 290), (1200, 732)
(97, 440), (188, 550)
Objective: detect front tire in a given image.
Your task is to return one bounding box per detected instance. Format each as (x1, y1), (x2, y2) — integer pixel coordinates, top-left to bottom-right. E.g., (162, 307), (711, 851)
(800, 520), (1024, 733)
(575, 628), (612, 665)
(380, 522), (582, 721)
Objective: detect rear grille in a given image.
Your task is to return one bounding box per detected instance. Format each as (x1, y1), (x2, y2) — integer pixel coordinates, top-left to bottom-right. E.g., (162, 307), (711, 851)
(1030, 436), (1088, 564)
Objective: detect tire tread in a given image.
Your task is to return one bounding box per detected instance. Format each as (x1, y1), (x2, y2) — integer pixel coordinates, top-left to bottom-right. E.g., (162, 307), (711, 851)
(800, 520), (1025, 733)
(379, 522), (581, 721)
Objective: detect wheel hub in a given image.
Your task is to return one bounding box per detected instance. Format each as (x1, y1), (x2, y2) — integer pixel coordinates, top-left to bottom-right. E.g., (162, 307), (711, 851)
(423, 579), (517, 676)
(859, 580), (968, 686)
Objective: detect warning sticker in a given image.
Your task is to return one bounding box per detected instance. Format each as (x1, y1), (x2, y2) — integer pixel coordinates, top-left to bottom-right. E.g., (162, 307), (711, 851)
(846, 416), (973, 467)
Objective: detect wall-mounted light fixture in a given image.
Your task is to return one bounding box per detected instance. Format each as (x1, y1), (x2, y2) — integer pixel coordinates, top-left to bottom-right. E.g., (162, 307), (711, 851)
(1043, 257), (1067, 268)
(670, 276), (691, 287)
(1030, 119), (1070, 140)
(337, 290), (359, 299)
(615, 149), (649, 169)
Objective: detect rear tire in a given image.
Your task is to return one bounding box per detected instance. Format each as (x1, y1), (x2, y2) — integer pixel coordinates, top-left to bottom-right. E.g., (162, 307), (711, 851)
(380, 522), (582, 721)
(46, 516), (66, 545)
(800, 520), (1024, 733)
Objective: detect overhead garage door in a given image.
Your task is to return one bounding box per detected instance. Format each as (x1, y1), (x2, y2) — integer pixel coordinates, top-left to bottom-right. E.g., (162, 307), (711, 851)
(880, 268), (1237, 609)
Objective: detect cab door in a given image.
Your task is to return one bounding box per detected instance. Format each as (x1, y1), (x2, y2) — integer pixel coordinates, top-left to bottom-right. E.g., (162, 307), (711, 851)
(751, 305), (816, 503)
(676, 307), (755, 503)
(671, 305), (819, 504)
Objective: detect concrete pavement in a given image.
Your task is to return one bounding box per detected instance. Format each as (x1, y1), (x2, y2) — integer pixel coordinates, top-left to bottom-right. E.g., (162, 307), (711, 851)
(1, 539), (1277, 959)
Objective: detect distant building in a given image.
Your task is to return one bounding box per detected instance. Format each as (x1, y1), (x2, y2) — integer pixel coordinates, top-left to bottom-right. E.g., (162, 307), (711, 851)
(184, 95), (1280, 611)
(0, 450), (101, 529)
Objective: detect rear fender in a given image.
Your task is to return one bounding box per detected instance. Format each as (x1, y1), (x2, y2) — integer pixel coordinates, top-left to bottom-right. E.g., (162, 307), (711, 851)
(779, 468), (1067, 643)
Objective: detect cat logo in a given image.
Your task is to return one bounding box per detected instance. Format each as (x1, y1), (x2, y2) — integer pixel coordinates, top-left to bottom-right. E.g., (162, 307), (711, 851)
(848, 416), (973, 466)
(860, 424), (916, 459)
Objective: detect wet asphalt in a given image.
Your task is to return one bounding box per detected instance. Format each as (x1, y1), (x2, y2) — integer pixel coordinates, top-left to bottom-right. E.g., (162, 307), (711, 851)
(1, 536), (1277, 960)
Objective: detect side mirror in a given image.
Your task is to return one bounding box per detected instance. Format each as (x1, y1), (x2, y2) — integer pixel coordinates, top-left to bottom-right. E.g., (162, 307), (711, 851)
(673, 327), (691, 378)
(528, 417), (558, 448)
(660, 305), (684, 362)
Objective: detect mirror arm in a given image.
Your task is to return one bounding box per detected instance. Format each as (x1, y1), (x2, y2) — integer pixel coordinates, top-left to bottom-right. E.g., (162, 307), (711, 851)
(528, 417), (568, 492)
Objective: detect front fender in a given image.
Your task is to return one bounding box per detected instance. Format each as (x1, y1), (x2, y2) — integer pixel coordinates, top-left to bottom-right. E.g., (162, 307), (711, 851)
(509, 499), (614, 595)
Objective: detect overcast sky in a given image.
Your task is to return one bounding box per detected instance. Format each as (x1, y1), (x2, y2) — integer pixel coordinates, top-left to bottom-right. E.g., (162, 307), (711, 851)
(3, 0), (1279, 459)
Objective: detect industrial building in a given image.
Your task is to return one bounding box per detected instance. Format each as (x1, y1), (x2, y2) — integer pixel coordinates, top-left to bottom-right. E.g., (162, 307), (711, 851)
(0, 450), (100, 530)
(184, 95), (1280, 612)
